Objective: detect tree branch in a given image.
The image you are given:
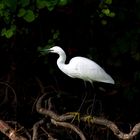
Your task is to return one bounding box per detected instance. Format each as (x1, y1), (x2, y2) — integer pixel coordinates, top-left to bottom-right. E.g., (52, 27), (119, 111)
(36, 93), (140, 140)
(0, 120), (27, 140)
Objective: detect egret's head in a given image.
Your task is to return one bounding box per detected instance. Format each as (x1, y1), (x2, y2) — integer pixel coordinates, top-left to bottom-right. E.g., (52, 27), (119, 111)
(48, 46), (64, 54)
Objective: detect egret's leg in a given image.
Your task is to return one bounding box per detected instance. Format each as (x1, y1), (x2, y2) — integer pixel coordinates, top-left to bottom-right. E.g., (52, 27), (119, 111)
(77, 81), (88, 112)
(69, 81), (88, 123)
(89, 92), (96, 115)
(89, 83), (102, 115)
(89, 82), (96, 115)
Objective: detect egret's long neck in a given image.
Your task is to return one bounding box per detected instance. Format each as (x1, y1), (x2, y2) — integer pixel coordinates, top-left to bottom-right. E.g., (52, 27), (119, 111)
(57, 50), (66, 70)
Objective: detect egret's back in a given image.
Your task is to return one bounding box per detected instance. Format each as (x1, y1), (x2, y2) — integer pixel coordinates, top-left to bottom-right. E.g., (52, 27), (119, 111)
(66, 57), (114, 84)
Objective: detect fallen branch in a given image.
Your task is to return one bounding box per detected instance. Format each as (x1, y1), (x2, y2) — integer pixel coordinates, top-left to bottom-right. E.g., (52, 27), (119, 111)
(0, 120), (27, 140)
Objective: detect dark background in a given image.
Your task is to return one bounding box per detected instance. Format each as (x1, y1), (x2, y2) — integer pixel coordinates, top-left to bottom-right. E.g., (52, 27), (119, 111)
(0, 0), (140, 139)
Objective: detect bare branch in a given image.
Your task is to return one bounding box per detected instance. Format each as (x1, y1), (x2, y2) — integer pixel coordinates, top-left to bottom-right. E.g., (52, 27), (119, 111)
(36, 93), (86, 139)
(36, 93), (73, 121)
(32, 119), (45, 140)
(51, 119), (86, 140)
(80, 115), (139, 140)
(0, 120), (27, 140)
(36, 93), (140, 140)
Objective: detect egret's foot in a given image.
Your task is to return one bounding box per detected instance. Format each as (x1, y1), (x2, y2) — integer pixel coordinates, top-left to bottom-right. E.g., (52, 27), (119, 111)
(66, 112), (81, 123)
(83, 115), (93, 125)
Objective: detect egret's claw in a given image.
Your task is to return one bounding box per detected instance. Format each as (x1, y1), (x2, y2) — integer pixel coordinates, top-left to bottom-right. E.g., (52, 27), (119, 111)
(66, 112), (81, 122)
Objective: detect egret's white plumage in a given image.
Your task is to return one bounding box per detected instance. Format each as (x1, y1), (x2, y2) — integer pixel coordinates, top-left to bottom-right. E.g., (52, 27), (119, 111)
(48, 46), (115, 84)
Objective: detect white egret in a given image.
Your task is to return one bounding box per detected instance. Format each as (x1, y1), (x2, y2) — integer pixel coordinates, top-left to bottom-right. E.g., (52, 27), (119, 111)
(47, 46), (115, 85)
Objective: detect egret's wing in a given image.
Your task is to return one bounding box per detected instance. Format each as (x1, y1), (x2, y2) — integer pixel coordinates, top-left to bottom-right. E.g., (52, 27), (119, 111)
(69, 57), (114, 84)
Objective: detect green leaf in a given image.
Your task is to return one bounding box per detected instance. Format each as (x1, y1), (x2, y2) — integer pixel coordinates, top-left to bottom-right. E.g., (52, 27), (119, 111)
(0, 3), (4, 10)
(46, 0), (58, 11)
(102, 8), (110, 15)
(4, 0), (17, 11)
(36, 0), (58, 11)
(5, 29), (14, 38)
(17, 8), (26, 17)
(104, 0), (112, 5)
(101, 8), (115, 17)
(23, 10), (35, 22)
(36, 0), (47, 9)
(1, 25), (16, 38)
(2, 11), (11, 24)
(58, 0), (68, 6)
(1, 28), (6, 36)
(18, 0), (29, 7)
(108, 12), (115, 17)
